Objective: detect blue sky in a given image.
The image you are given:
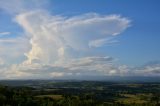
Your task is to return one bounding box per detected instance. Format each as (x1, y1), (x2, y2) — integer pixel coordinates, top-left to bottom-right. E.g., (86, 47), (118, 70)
(0, 0), (160, 79)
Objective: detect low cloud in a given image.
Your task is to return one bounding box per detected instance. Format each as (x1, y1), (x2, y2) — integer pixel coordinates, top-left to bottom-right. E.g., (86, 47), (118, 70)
(134, 62), (160, 76)
(4, 56), (160, 79)
(3, 56), (123, 79)
(0, 58), (4, 66)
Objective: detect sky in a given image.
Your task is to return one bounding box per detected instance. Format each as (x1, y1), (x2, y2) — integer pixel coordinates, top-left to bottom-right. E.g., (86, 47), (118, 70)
(0, 0), (160, 79)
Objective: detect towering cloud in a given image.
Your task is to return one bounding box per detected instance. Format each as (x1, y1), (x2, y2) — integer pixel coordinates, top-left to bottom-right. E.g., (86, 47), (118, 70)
(0, 0), (159, 79)
(15, 11), (130, 65)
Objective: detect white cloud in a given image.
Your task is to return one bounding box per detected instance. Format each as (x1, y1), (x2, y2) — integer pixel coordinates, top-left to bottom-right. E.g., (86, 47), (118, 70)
(0, 0), (159, 79)
(15, 11), (130, 66)
(0, 0), (132, 79)
(0, 37), (30, 65)
(89, 37), (119, 47)
(0, 0), (49, 14)
(0, 32), (10, 36)
(3, 56), (122, 79)
(0, 58), (4, 66)
(134, 63), (160, 76)
(2, 56), (160, 79)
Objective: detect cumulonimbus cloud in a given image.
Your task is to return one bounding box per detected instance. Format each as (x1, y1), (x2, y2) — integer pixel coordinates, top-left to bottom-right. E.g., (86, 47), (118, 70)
(0, 0), (159, 79)
(15, 11), (130, 65)
(1, 9), (132, 79)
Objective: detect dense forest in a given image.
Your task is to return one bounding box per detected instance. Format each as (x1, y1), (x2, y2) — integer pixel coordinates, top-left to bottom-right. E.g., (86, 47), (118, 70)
(0, 80), (160, 106)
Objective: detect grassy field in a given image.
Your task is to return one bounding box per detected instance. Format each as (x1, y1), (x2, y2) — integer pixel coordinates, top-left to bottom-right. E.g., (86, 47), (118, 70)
(117, 94), (150, 104)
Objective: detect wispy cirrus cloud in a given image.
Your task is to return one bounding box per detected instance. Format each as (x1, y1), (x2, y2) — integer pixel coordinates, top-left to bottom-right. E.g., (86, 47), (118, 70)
(0, 0), (50, 14)
(0, 32), (10, 36)
(89, 37), (119, 47)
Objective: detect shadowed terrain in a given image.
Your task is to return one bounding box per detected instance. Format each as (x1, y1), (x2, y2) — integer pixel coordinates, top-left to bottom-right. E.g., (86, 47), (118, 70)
(0, 80), (159, 106)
